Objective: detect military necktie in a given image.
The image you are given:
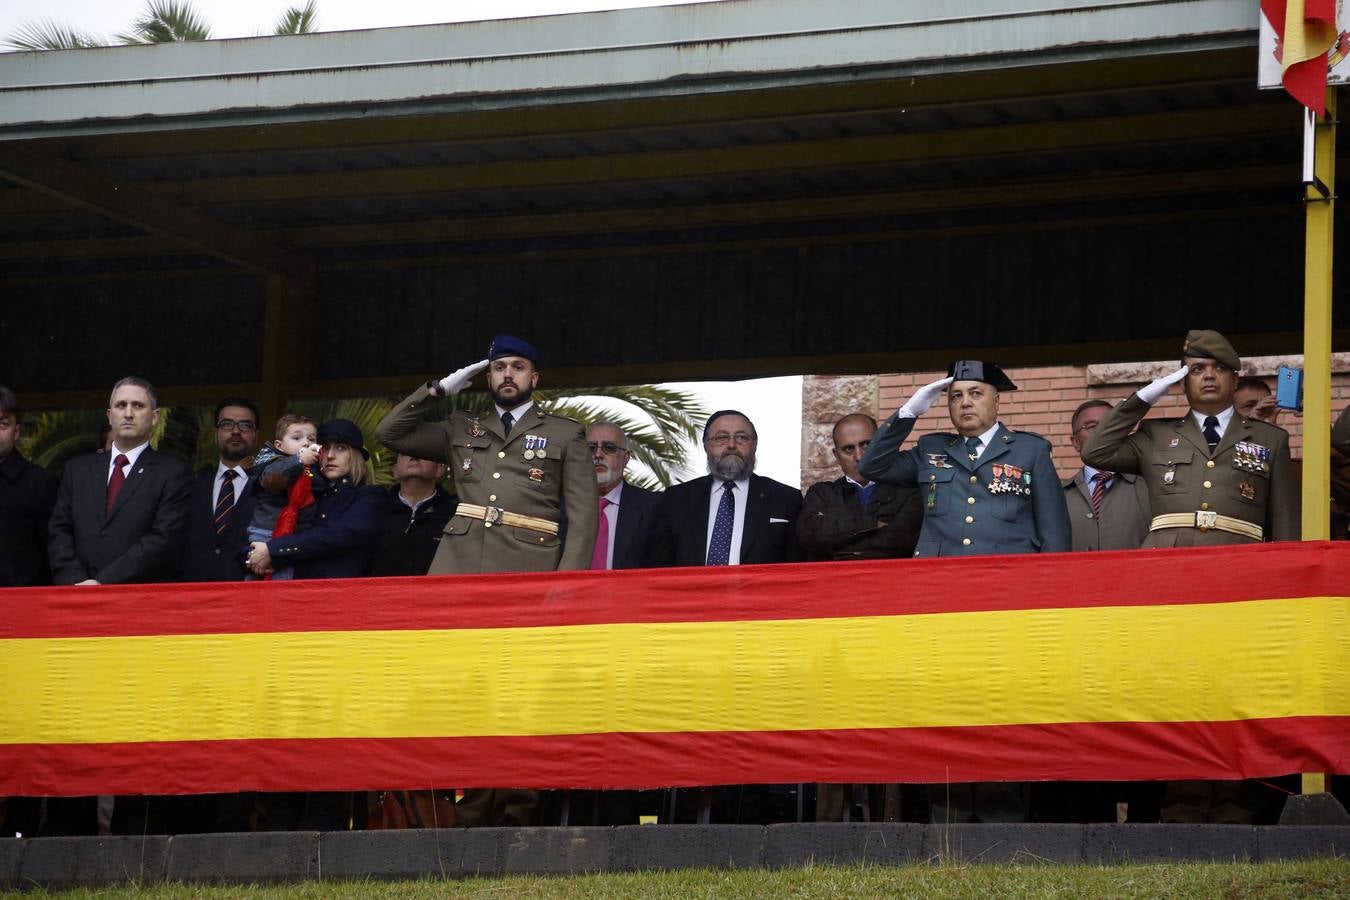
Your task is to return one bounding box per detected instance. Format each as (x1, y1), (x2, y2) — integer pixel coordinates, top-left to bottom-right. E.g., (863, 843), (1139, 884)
(591, 497), (612, 570)
(214, 469), (238, 536)
(1203, 415), (1220, 452)
(501, 410), (515, 436)
(106, 453), (129, 515)
(706, 481), (736, 566)
(1089, 471), (1112, 517)
(965, 436), (982, 463)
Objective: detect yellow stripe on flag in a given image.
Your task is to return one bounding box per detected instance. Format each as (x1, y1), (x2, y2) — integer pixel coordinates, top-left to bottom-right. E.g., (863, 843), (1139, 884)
(2, 596), (1345, 745)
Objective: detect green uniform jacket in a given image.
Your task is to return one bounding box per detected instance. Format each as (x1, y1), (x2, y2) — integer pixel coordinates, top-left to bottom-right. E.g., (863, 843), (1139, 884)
(1081, 394), (1299, 546)
(858, 415), (1071, 557)
(376, 384), (597, 574)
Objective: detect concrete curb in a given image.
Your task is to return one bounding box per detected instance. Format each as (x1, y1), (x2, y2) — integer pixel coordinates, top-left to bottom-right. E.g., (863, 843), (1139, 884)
(3, 824), (1346, 888)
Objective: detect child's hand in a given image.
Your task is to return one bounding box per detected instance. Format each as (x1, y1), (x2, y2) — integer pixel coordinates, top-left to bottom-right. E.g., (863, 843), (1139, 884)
(298, 444), (321, 466)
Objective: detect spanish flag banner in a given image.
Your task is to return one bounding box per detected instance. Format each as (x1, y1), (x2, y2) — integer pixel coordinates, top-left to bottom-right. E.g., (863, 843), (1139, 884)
(1262, 0), (1339, 113)
(2, 543), (1346, 796)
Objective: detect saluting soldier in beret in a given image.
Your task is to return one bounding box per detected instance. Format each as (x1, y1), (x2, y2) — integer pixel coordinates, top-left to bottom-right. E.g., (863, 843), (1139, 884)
(376, 334), (597, 576)
(1081, 329), (1298, 548)
(859, 360), (1071, 824)
(376, 335), (597, 829)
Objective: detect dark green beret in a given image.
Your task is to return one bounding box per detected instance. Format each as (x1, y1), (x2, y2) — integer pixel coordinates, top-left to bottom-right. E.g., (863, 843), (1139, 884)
(1181, 330), (1240, 371)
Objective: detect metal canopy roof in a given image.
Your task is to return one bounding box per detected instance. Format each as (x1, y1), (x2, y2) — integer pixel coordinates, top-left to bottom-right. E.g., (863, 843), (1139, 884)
(0, 0), (1338, 415)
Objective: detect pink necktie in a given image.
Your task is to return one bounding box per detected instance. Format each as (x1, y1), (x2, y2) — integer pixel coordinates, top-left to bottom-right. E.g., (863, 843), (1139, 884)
(591, 497), (612, 570)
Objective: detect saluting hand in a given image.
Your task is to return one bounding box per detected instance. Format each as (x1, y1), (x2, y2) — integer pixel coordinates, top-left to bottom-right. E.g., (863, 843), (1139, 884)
(438, 359), (490, 396)
(900, 376), (955, 418)
(1137, 365), (1189, 405)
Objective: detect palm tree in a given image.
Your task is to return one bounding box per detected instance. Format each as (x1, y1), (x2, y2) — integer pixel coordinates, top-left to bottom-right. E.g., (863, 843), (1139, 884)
(4, 0), (319, 51)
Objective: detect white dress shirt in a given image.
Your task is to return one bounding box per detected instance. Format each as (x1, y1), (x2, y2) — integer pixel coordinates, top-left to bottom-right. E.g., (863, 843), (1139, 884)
(705, 475), (750, 565)
(106, 442), (150, 484)
(211, 461), (251, 509)
(1191, 405), (1235, 442)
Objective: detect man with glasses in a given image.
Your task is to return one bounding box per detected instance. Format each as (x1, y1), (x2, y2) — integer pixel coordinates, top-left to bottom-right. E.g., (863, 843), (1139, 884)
(587, 422), (661, 570)
(182, 399), (260, 582)
(1060, 399), (1150, 552)
(648, 409), (802, 568)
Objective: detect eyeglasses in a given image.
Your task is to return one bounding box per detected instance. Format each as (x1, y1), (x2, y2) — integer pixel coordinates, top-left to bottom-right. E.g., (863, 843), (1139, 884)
(706, 432), (754, 446)
(587, 441), (627, 455)
(216, 419), (258, 433)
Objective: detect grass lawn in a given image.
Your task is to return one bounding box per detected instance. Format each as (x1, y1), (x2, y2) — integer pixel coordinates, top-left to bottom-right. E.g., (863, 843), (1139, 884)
(10, 859), (1348, 899)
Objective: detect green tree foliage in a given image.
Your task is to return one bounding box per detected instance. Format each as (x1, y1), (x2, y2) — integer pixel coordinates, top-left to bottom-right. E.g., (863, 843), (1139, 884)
(4, 0), (319, 51)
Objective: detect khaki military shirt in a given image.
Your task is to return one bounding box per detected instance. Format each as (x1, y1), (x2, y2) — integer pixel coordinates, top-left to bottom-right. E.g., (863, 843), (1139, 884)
(1081, 395), (1299, 546)
(376, 384), (597, 574)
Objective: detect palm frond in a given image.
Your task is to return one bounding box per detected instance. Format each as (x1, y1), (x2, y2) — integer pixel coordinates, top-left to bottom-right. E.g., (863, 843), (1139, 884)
(4, 19), (103, 51)
(273, 0), (318, 35)
(118, 0), (210, 43)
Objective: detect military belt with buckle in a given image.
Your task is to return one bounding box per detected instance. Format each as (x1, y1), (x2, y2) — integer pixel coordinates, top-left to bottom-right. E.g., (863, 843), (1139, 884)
(456, 503), (559, 536)
(1149, 512), (1262, 541)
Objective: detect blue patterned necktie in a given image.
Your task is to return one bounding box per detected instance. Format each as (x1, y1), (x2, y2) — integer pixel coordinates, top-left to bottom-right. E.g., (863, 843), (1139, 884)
(706, 481), (736, 566)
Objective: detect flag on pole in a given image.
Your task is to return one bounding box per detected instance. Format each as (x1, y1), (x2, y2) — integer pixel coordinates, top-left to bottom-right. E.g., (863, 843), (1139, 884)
(1262, 0), (1339, 113)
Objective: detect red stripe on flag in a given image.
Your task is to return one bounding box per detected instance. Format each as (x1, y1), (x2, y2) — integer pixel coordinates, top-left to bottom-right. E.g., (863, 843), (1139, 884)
(4, 542), (1347, 639)
(4, 717), (1345, 796)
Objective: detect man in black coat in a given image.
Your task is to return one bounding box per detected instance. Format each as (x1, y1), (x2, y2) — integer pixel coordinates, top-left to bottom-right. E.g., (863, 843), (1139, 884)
(43, 376), (193, 836)
(368, 453), (455, 577)
(647, 409), (802, 568)
(587, 422), (662, 571)
(798, 413), (922, 563)
(182, 398), (260, 582)
(48, 376), (192, 586)
(0, 386), (58, 587)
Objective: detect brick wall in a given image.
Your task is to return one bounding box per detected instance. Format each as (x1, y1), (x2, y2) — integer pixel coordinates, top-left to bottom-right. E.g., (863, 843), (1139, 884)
(803, 356), (1350, 486)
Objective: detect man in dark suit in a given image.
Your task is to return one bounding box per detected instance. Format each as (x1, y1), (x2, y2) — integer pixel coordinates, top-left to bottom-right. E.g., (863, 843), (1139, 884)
(647, 409), (802, 568)
(45, 376), (193, 836)
(587, 422), (661, 571)
(0, 386), (58, 587)
(646, 409), (803, 825)
(48, 376), (193, 586)
(182, 398), (260, 582)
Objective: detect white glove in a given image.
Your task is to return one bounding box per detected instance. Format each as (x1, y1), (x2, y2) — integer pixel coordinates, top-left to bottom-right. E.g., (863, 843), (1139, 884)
(437, 359), (489, 396)
(899, 376), (955, 418)
(1136, 365), (1189, 405)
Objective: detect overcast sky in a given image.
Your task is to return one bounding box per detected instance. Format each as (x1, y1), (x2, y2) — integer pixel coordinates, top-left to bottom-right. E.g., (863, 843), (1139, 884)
(0, 0), (724, 42)
(0, 0), (805, 487)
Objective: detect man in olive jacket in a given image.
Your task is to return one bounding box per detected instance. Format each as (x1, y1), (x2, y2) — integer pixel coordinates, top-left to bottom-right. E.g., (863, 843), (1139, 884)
(376, 334), (596, 576)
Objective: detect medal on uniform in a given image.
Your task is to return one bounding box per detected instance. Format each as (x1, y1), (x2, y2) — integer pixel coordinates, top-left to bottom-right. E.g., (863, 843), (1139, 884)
(1163, 469), (1175, 485)
(468, 418), (484, 438)
(1240, 481), (1256, 501)
(1168, 437), (1180, 448)
(461, 458), (473, 473)
(529, 467), (545, 482)
(524, 449), (536, 460)
(536, 436), (549, 460)
(926, 452), (952, 469)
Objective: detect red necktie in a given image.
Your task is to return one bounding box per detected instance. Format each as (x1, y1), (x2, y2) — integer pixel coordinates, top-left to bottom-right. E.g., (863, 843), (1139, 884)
(106, 453), (129, 514)
(1090, 471), (1113, 517)
(591, 497), (612, 570)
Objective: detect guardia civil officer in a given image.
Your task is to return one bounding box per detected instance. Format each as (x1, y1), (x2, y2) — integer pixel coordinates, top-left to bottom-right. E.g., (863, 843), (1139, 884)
(375, 335), (597, 829)
(859, 361), (1071, 559)
(1080, 330), (1298, 548)
(858, 360), (1070, 824)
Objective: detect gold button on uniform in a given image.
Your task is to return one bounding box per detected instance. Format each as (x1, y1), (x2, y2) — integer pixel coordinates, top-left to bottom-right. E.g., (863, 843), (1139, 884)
(493, 472), (501, 479)
(1201, 502), (1209, 510)
(489, 494), (497, 502)
(1206, 460), (1216, 469)
(930, 474), (936, 481)
(962, 538), (972, 546)
(965, 515), (974, 523)
(1203, 480), (1212, 489)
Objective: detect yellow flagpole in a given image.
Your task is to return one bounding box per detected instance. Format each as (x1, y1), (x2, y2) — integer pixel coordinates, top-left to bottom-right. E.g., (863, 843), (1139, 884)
(1300, 87), (1335, 797)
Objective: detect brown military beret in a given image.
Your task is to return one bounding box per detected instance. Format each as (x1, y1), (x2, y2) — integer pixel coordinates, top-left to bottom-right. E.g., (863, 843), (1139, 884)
(1181, 329), (1241, 371)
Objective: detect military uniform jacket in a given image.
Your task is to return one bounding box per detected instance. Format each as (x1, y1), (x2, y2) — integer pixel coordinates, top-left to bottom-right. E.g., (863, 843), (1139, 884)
(1061, 469), (1152, 552)
(1081, 394), (1299, 546)
(858, 415), (1071, 557)
(1334, 405), (1350, 457)
(376, 384), (597, 575)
